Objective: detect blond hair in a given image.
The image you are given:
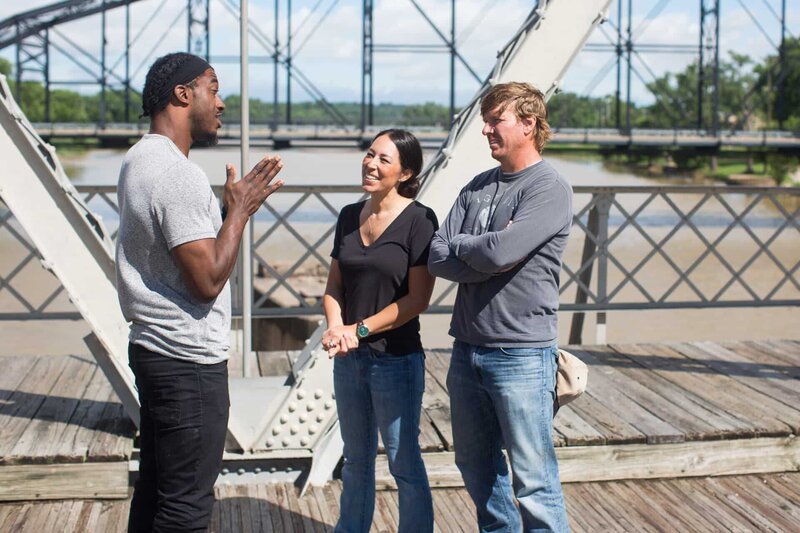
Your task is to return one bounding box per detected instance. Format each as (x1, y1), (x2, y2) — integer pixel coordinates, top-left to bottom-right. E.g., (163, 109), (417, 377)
(480, 82), (551, 153)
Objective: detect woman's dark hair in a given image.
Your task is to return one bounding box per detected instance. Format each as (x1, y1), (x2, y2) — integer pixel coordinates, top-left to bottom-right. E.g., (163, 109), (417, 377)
(141, 53), (201, 118)
(373, 128), (423, 199)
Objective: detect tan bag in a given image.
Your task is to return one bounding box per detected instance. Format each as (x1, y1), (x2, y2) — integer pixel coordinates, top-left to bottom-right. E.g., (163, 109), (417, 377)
(556, 349), (588, 406)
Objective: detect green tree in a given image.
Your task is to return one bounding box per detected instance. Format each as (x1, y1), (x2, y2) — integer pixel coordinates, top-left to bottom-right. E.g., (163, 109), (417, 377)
(0, 57), (11, 77)
(759, 37), (800, 129)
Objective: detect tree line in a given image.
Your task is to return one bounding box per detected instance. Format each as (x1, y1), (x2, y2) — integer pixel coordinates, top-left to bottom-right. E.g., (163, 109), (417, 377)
(0, 39), (797, 130)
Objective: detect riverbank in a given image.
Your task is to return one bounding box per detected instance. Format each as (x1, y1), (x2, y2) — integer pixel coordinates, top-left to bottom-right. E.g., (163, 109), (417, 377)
(546, 145), (800, 187)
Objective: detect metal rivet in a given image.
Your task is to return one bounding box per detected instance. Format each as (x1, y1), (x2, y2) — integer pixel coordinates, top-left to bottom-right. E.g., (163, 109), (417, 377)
(309, 425), (318, 435)
(314, 389), (323, 399)
(254, 467), (262, 473)
(297, 389), (306, 399)
(280, 414), (288, 424)
(221, 468), (229, 474)
(306, 402), (316, 412)
(290, 425), (299, 435)
(288, 402), (297, 412)
(316, 413), (325, 422)
(272, 426), (281, 435)
(266, 439), (274, 447)
(324, 401), (333, 410)
(270, 467), (277, 473)
(237, 468), (245, 475)
(300, 437), (310, 446)
(299, 414), (308, 423)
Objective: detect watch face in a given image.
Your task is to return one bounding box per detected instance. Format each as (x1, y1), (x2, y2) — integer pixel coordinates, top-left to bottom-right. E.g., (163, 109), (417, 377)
(357, 323), (369, 338)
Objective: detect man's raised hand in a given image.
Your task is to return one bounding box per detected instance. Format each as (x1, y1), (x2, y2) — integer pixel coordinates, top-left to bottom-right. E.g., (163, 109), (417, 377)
(223, 155), (284, 221)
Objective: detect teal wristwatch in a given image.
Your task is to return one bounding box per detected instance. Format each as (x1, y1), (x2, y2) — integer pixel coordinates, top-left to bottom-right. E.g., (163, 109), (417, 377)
(356, 321), (370, 339)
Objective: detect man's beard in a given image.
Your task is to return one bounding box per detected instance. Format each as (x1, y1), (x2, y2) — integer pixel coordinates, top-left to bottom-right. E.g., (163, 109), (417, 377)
(191, 125), (219, 147)
(190, 112), (219, 147)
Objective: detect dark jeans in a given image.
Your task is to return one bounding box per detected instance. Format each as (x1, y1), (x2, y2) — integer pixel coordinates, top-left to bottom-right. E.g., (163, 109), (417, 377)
(128, 343), (229, 533)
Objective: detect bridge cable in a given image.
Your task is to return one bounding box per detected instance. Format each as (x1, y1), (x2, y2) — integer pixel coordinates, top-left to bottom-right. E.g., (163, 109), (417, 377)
(407, 0), (482, 84)
(218, 0), (350, 127)
(280, 0), (326, 54)
(291, 0), (340, 58)
(131, 6), (188, 81)
(109, 0), (170, 73)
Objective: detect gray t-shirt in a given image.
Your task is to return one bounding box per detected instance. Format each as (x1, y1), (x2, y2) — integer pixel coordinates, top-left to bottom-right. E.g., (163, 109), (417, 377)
(428, 160), (572, 347)
(116, 134), (230, 363)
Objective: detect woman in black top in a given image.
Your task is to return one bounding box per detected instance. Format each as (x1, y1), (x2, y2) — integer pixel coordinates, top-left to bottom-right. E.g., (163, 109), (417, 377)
(323, 129), (438, 533)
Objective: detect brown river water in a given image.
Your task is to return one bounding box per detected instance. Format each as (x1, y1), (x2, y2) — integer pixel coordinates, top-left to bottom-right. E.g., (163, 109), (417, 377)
(1, 146), (797, 355)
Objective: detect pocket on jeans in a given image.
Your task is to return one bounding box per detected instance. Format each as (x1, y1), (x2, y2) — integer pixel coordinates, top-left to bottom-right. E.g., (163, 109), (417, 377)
(499, 347), (541, 356)
(151, 402), (181, 428)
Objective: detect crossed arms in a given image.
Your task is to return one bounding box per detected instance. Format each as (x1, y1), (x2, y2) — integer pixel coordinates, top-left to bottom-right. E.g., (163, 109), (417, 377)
(427, 178), (571, 282)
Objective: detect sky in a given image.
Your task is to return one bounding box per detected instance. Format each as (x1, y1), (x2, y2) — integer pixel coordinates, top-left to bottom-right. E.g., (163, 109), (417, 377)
(0, 0), (797, 107)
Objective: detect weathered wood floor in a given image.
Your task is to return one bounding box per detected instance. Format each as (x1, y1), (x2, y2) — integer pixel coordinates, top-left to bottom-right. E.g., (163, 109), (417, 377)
(1, 473), (797, 532)
(1, 340), (797, 500)
(0, 354), (135, 500)
(261, 339), (800, 451)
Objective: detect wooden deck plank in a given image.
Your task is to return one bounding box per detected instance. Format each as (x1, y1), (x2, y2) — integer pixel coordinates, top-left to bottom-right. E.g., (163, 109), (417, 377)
(671, 476), (763, 529)
(710, 340), (800, 381)
(0, 462), (129, 500)
(570, 481), (642, 532)
(563, 393), (647, 444)
(676, 341), (800, 412)
(1, 473), (798, 531)
(751, 339), (800, 364)
(85, 387), (135, 462)
(0, 356), (72, 462)
(373, 490), (397, 532)
(702, 476), (790, 531)
(626, 479), (715, 533)
(718, 475), (800, 531)
(599, 481), (659, 531)
(722, 340), (800, 378)
(264, 483), (289, 533)
(8, 355), (96, 463)
(600, 344), (753, 439)
(424, 350), (452, 393)
(649, 342), (800, 433)
(309, 486), (336, 531)
(567, 347), (685, 444)
(0, 355), (39, 394)
(569, 346), (722, 441)
(553, 405), (607, 446)
(46, 363), (109, 462)
(611, 343), (791, 437)
(4, 503), (33, 532)
(421, 368), (453, 451)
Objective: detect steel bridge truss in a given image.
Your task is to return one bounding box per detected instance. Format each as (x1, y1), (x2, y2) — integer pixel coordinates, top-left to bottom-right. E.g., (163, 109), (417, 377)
(5, 1), (792, 133)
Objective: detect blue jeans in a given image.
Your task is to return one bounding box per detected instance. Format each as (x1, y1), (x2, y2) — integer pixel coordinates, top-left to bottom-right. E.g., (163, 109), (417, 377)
(333, 347), (433, 533)
(447, 340), (569, 533)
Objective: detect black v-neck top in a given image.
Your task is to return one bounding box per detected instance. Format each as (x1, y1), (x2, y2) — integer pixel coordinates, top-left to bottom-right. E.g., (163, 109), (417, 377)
(331, 200), (439, 355)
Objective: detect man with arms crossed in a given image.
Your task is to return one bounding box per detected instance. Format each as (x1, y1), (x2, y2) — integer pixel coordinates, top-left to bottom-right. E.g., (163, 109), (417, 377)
(428, 82), (572, 532)
(116, 52), (283, 532)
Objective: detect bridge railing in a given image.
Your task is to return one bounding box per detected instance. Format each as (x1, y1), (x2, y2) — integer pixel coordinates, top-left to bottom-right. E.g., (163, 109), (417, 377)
(1, 185), (797, 342)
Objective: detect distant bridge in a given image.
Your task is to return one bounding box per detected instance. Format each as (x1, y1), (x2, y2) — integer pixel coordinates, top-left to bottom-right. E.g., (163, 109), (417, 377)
(1, 0), (798, 136)
(33, 123), (800, 153)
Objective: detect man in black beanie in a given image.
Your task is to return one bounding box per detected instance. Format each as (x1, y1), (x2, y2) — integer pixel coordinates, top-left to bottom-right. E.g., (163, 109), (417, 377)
(116, 52), (284, 532)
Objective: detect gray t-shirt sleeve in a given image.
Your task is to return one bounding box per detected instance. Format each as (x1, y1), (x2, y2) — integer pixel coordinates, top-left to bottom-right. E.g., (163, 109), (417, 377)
(427, 185), (493, 283)
(152, 161), (218, 250)
(451, 178), (572, 273)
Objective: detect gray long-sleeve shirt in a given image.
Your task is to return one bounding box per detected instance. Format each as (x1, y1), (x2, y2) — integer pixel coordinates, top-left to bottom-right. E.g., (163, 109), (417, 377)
(428, 160), (572, 347)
